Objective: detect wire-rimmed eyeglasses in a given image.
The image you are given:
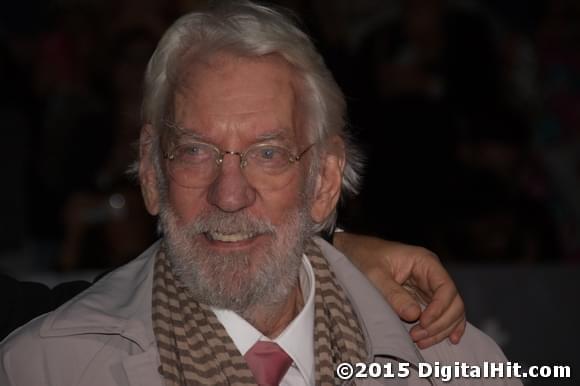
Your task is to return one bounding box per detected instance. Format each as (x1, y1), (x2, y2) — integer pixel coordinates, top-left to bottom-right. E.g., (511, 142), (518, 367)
(163, 140), (315, 189)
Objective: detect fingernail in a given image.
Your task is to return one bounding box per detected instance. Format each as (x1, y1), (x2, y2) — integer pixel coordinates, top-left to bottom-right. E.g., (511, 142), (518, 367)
(412, 328), (428, 340)
(400, 304), (412, 318)
(400, 304), (420, 321)
(417, 338), (432, 350)
(450, 334), (460, 344)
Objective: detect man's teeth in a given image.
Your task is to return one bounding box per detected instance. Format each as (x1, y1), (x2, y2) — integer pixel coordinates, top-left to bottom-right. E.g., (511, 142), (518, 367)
(207, 232), (255, 242)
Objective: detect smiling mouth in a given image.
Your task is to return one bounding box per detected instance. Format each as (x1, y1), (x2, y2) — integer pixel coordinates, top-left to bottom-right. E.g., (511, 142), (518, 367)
(205, 231), (258, 243)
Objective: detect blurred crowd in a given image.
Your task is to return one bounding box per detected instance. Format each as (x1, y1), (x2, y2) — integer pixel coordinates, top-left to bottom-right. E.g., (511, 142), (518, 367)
(0, 0), (579, 271)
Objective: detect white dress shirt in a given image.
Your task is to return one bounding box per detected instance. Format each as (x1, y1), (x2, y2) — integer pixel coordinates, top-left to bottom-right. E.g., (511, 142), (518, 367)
(212, 255), (315, 385)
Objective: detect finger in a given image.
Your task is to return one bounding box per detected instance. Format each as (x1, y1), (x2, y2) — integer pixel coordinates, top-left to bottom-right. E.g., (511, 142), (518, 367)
(379, 275), (422, 322)
(418, 281), (460, 327)
(411, 294), (464, 342)
(415, 316), (466, 349)
(401, 253), (456, 325)
(449, 317), (466, 344)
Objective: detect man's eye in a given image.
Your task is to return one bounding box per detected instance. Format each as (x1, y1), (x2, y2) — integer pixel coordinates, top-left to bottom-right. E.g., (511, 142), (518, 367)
(256, 146), (288, 162)
(249, 146), (290, 168)
(259, 147), (279, 160)
(177, 144), (213, 163)
(184, 145), (201, 155)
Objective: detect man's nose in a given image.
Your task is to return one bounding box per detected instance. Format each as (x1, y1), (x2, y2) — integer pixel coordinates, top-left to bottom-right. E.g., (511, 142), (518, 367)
(207, 154), (256, 212)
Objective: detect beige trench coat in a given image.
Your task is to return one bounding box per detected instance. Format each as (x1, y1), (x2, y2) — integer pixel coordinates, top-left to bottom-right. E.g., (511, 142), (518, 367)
(0, 239), (521, 386)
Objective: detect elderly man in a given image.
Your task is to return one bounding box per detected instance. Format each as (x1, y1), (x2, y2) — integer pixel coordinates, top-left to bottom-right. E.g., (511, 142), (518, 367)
(1, 2), (519, 386)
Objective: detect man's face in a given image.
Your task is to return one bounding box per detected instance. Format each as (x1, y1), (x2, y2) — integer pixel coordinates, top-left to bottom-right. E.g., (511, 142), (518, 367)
(146, 54), (319, 311)
(169, 53), (309, 244)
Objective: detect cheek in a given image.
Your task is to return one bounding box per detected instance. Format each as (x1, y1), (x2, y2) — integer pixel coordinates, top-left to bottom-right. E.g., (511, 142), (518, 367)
(256, 172), (309, 224)
(166, 183), (208, 226)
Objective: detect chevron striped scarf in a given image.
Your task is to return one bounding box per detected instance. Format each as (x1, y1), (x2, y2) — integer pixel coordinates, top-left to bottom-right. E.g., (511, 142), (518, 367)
(152, 239), (367, 385)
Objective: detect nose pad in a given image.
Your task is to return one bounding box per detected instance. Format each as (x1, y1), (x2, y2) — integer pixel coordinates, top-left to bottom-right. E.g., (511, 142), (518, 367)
(207, 153), (256, 212)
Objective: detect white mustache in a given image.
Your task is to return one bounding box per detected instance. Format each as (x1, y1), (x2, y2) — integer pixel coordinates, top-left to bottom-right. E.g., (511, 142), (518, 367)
(180, 211), (277, 238)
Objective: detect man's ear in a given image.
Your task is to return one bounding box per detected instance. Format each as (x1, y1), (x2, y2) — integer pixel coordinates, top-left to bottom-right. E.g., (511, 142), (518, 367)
(310, 135), (345, 224)
(139, 124), (160, 215)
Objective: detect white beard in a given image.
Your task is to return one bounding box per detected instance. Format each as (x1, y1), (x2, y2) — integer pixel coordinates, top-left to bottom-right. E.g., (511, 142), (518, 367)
(159, 205), (313, 313)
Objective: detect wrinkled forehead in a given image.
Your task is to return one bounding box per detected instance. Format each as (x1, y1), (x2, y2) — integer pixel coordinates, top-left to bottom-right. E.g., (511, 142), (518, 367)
(178, 54), (295, 110)
(177, 51), (299, 88)
(167, 52), (311, 143)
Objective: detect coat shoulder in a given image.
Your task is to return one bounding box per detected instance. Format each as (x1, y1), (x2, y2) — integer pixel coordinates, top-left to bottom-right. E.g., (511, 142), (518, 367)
(420, 322), (507, 363)
(0, 314), (95, 385)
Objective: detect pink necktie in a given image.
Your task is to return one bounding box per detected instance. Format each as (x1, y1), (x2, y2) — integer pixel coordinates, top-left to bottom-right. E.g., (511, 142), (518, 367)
(244, 341), (293, 386)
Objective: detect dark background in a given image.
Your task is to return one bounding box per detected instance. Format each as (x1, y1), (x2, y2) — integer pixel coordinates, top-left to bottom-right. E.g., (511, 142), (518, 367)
(0, 0), (578, 383)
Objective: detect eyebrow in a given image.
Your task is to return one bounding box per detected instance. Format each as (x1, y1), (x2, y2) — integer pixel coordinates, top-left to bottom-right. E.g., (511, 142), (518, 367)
(166, 122), (210, 141)
(177, 131), (208, 141)
(168, 122), (294, 145)
(255, 129), (293, 143)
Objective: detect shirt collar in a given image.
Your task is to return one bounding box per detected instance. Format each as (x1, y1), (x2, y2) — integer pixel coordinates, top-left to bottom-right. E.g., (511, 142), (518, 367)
(212, 254), (315, 385)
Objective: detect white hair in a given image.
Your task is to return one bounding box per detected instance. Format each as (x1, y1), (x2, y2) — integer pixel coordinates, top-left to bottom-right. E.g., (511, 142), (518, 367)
(140, 0), (364, 232)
